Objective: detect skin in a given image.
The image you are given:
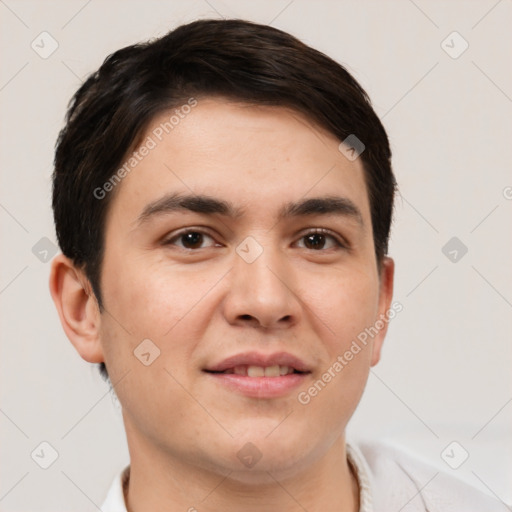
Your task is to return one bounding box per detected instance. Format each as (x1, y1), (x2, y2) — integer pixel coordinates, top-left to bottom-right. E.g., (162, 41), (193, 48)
(50, 97), (394, 512)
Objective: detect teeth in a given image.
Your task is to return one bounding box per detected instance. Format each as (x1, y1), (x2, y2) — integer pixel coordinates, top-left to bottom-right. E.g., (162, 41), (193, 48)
(264, 365), (280, 377)
(236, 365), (294, 377)
(247, 366), (265, 377)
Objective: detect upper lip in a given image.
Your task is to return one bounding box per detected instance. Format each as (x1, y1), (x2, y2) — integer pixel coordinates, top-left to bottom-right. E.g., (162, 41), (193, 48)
(204, 351), (312, 373)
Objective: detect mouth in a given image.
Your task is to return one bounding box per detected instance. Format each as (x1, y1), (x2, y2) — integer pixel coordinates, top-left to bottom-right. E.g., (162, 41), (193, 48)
(204, 365), (308, 377)
(203, 351), (312, 375)
(203, 352), (312, 398)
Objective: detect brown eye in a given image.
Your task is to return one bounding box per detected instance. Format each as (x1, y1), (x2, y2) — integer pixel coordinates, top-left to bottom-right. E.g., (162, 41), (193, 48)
(164, 230), (217, 250)
(303, 233), (328, 250)
(180, 232), (204, 249)
(296, 229), (345, 251)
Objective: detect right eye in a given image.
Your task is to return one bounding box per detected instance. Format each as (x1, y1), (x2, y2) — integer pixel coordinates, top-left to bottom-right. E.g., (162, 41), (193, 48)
(162, 229), (220, 250)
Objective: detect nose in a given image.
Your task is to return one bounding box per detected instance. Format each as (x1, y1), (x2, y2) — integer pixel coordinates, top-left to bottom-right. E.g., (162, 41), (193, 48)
(222, 240), (302, 330)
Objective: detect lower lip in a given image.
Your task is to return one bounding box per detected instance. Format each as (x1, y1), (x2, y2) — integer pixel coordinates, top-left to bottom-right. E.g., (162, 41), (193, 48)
(204, 372), (309, 398)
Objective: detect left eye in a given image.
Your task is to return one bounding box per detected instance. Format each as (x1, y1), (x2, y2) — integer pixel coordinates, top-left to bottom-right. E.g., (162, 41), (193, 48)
(295, 230), (343, 251)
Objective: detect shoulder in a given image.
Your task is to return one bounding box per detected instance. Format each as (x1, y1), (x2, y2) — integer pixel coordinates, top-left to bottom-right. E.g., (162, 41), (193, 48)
(349, 440), (503, 511)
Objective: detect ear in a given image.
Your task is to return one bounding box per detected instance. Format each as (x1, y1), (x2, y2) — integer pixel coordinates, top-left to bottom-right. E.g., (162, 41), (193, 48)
(370, 256), (395, 367)
(49, 254), (104, 364)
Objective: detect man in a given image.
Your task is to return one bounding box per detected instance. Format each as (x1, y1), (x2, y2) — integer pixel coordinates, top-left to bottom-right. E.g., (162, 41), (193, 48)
(49, 18), (500, 511)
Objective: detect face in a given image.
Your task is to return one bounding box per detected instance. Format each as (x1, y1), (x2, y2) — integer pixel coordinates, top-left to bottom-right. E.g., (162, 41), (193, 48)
(93, 98), (394, 480)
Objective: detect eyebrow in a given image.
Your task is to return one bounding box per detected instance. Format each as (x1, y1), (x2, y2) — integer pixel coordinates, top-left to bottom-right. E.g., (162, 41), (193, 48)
(135, 193), (364, 227)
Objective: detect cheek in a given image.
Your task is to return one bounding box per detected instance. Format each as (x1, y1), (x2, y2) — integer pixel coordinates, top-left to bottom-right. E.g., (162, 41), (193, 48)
(102, 249), (214, 338)
(308, 264), (380, 350)
(99, 252), (228, 401)
(97, 263), (208, 445)
(298, 266), (378, 408)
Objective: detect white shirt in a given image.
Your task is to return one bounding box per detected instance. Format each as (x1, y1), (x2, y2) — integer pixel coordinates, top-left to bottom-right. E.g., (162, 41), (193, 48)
(100, 441), (502, 511)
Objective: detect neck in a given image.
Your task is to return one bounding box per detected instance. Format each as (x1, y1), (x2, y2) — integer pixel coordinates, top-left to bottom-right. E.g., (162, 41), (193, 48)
(123, 424), (359, 512)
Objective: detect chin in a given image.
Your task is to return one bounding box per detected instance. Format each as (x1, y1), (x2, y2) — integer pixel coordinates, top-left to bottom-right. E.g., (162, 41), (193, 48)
(227, 428), (315, 477)
(227, 449), (313, 486)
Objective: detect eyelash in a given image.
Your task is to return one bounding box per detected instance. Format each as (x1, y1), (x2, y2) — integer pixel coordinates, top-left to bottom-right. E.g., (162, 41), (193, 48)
(162, 228), (348, 251)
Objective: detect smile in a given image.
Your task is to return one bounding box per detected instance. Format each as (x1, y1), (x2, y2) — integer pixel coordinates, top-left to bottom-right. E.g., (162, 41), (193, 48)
(206, 364), (305, 377)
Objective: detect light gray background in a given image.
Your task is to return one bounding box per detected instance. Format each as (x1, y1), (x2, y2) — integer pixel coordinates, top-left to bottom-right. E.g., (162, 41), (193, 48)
(1, 0), (511, 510)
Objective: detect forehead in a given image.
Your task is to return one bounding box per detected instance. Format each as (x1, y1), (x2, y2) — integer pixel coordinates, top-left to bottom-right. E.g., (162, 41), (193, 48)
(106, 97), (371, 227)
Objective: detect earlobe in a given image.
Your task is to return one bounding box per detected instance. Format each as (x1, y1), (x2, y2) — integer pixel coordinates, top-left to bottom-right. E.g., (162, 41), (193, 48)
(370, 256), (395, 367)
(49, 254), (104, 364)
